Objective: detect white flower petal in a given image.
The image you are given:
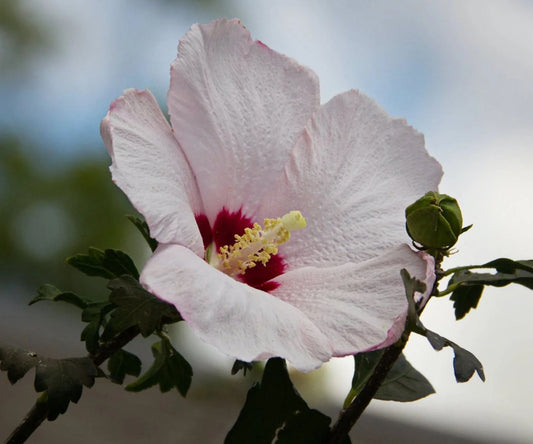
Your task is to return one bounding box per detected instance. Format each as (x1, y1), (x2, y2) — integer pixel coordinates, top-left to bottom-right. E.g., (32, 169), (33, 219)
(415, 250), (436, 309)
(168, 18), (320, 222)
(140, 244), (332, 372)
(258, 90), (443, 269)
(271, 245), (434, 356)
(101, 89), (204, 256)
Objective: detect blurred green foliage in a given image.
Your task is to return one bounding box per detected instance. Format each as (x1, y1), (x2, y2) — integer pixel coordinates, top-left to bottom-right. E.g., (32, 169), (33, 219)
(0, 0), (231, 297)
(0, 135), (141, 295)
(0, 0), (52, 77)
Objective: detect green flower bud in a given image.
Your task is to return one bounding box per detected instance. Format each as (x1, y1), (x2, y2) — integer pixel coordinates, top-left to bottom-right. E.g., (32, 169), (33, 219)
(405, 191), (463, 249)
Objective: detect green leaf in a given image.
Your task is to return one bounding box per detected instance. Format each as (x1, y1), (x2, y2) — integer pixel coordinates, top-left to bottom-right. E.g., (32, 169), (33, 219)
(450, 285), (484, 320)
(447, 258), (533, 319)
(344, 349), (384, 408)
(276, 409), (335, 444)
(66, 247), (139, 280)
(107, 349), (142, 384)
(417, 329), (485, 383)
(450, 342), (485, 383)
(345, 350), (434, 406)
(401, 269), (485, 384)
(484, 258), (533, 274)
(81, 321), (100, 354)
(29, 284), (89, 309)
(80, 302), (115, 353)
(374, 353), (435, 402)
(225, 358), (332, 444)
(400, 269), (427, 331)
(125, 338), (192, 396)
(425, 330), (446, 351)
(450, 267), (533, 290)
(0, 344), (39, 383)
(231, 360), (254, 376)
(0, 344), (97, 420)
(34, 357), (97, 420)
(103, 276), (181, 339)
(127, 214), (158, 252)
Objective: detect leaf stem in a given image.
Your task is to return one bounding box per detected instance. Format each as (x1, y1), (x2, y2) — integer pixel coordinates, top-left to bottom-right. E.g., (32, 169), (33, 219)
(5, 326), (140, 443)
(441, 264), (486, 277)
(436, 282), (462, 297)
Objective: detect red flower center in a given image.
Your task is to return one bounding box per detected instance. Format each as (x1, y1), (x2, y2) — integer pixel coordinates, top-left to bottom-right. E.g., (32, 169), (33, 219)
(195, 208), (286, 292)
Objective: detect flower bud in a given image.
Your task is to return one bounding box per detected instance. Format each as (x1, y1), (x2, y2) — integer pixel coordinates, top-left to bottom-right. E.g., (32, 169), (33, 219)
(405, 191), (463, 249)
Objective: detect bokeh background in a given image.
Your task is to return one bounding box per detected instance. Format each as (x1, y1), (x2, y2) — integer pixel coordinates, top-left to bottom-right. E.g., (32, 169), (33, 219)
(1, 0), (532, 442)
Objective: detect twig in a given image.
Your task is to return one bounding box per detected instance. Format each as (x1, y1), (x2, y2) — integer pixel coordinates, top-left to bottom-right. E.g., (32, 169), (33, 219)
(6, 394), (48, 444)
(326, 255), (444, 443)
(5, 326), (140, 443)
(324, 336), (408, 444)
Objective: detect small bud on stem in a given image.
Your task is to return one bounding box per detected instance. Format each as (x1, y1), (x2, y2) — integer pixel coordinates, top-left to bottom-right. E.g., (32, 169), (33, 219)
(405, 191), (464, 252)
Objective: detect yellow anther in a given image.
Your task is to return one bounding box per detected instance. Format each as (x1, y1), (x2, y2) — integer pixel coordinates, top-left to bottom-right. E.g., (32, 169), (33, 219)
(281, 210), (307, 230)
(217, 210), (306, 276)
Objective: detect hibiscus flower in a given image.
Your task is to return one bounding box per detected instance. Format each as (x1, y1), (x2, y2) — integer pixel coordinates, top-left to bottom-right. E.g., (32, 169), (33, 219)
(100, 18), (442, 372)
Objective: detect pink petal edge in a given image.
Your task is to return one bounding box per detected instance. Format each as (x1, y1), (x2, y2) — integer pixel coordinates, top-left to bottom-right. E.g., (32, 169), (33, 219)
(101, 88), (205, 256)
(167, 18), (320, 223)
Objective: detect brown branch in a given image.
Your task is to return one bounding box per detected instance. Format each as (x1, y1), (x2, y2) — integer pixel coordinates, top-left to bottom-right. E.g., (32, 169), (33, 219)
(90, 325), (140, 366)
(326, 256), (444, 444)
(5, 326), (140, 443)
(6, 394), (48, 444)
(324, 337), (408, 444)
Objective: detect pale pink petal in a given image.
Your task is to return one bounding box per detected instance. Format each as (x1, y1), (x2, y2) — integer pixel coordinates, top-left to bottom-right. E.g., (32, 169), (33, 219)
(140, 244), (332, 372)
(257, 90), (443, 269)
(168, 18), (320, 222)
(271, 245), (434, 356)
(414, 251), (435, 309)
(365, 250), (435, 351)
(101, 89), (204, 256)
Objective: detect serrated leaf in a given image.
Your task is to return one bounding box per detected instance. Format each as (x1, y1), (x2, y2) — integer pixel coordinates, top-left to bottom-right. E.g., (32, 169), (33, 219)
(446, 259), (533, 320)
(34, 357), (97, 420)
(418, 328), (485, 383)
(29, 284), (89, 309)
(80, 302), (115, 353)
(125, 339), (192, 396)
(225, 358), (331, 444)
(127, 215), (158, 252)
(449, 343), (486, 383)
(374, 353), (435, 402)
(0, 344), (40, 383)
(103, 276), (181, 338)
(402, 270), (485, 385)
(66, 247), (139, 280)
(0, 345), (97, 420)
(81, 321), (100, 354)
(450, 285), (484, 320)
(107, 349), (142, 384)
(81, 301), (115, 323)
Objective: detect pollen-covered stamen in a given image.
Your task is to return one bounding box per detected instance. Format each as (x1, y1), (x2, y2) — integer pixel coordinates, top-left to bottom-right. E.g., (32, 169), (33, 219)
(217, 210), (306, 276)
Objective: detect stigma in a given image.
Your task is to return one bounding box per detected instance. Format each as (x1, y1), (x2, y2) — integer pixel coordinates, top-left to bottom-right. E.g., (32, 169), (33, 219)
(216, 210), (306, 277)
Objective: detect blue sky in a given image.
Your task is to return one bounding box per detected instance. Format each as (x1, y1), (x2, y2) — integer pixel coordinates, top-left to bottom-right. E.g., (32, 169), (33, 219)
(2, 0), (532, 441)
